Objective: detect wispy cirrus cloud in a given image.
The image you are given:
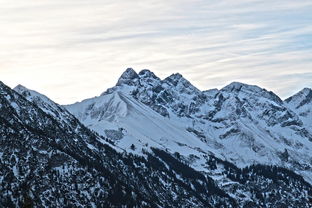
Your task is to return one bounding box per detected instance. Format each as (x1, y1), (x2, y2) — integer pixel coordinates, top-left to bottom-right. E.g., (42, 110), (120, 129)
(0, 0), (311, 103)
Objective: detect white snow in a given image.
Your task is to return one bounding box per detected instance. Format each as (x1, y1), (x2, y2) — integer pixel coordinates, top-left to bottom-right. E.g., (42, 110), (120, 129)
(16, 70), (312, 184)
(65, 74), (312, 184)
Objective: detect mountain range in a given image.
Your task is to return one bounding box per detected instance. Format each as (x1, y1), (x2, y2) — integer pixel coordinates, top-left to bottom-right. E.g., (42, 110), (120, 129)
(1, 68), (312, 207)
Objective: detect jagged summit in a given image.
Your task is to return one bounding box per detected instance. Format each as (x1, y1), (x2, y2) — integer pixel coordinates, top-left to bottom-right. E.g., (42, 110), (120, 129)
(138, 69), (160, 80)
(13, 84), (33, 96)
(14, 84), (27, 90)
(164, 73), (185, 85)
(108, 69), (298, 114)
(285, 88), (312, 102)
(116, 68), (139, 86)
(301, 87), (312, 94)
(221, 82), (264, 93)
(114, 68), (201, 97)
(66, 68), (312, 187)
(14, 84), (47, 101)
(166, 72), (183, 80)
(115, 69), (287, 100)
(13, 84), (74, 121)
(137, 69), (161, 88)
(221, 81), (283, 104)
(163, 73), (200, 95)
(285, 87), (312, 109)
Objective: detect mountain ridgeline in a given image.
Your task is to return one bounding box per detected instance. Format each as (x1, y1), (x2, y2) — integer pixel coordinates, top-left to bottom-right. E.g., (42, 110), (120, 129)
(0, 68), (311, 207)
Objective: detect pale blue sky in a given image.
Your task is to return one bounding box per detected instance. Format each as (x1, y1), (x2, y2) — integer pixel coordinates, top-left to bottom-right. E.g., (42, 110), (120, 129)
(1, 0), (312, 104)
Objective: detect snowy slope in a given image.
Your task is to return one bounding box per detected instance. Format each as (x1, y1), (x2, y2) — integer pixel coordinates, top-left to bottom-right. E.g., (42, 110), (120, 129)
(64, 68), (312, 184)
(66, 90), (217, 171)
(13, 84), (119, 150)
(14, 84), (77, 124)
(285, 88), (312, 129)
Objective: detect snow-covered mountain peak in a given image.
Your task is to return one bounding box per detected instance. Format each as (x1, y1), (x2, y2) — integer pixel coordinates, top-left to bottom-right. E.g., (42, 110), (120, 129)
(137, 69), (161, 88)
(285, 88), (312, 109)
(14, 84), (39, 98)
(63, 69), (312, 184)
(165, 72), (183, 80)
(116, 67), (139, 86)
(214, 82), (301, 128)
(13, 84), (77, 124)
(138, 69), (160, 80)
(66, 91), (130, 125)
(14, 84), (27, 91)
(285, 87), (312, 129)
(221, 82), (260, 92)
(164, 73), (187, 86)
(221, 82), (283, 104)
(14, 84), (55, 106)
(301, 87), (312, 95)
(14, 84), (44, 100)
(164, 73), (200, 95)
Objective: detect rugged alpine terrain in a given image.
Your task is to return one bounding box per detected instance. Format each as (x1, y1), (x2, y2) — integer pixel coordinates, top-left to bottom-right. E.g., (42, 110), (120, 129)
(1, 68), (312, 207)
(66, 68), (312, 184)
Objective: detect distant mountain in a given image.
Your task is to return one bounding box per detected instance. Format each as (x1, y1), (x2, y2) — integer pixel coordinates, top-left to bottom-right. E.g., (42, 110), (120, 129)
(66, 68), (312, 185)
(1, 67), (311, 207)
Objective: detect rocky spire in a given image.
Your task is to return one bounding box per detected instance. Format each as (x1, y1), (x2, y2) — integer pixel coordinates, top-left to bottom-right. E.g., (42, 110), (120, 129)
(116, 68), (139, 86)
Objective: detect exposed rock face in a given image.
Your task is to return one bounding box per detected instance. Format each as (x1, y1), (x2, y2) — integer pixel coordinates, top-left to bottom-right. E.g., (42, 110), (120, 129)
(285, 88), (312, 129)
(116, 68), (139, 86)
(66, 69), (312, 187)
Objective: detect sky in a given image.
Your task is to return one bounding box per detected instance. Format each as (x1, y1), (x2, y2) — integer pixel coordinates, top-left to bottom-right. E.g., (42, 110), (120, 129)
(1, 0), (312, 104)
